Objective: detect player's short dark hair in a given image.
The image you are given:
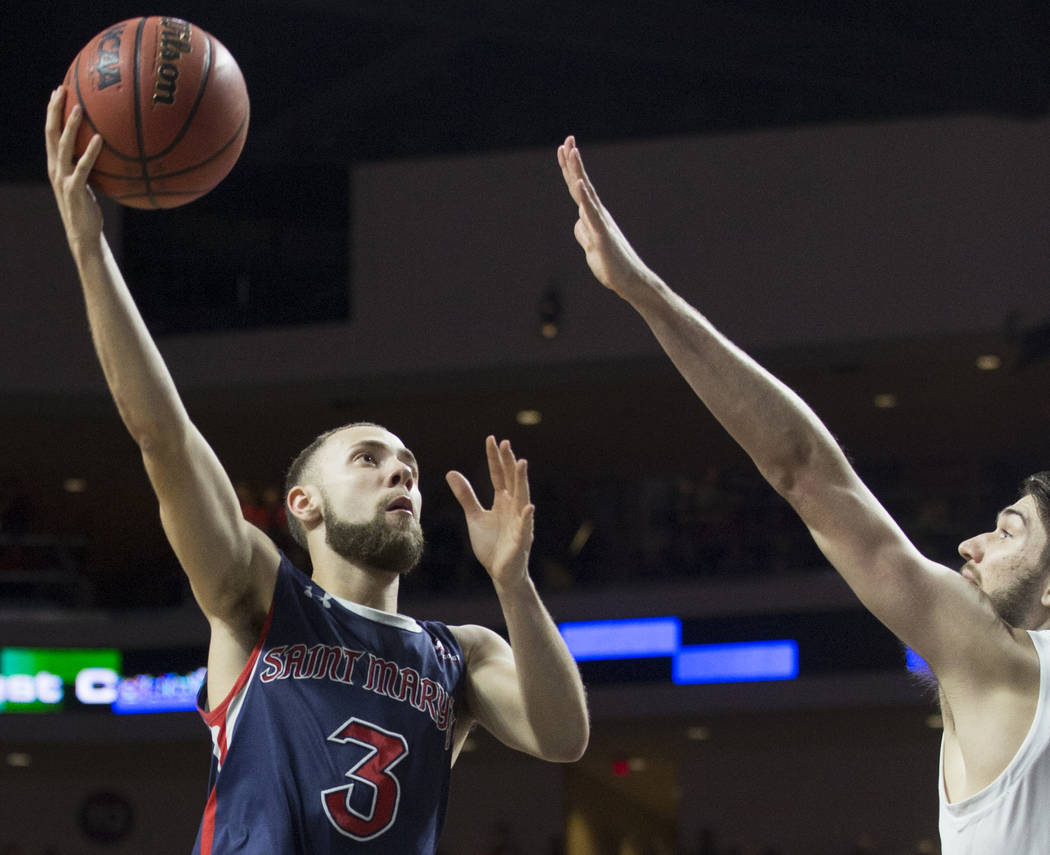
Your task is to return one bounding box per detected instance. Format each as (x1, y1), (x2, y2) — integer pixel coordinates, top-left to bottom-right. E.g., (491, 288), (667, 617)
(1021, 471), (1050, 568)
(283, 421), (386, 548)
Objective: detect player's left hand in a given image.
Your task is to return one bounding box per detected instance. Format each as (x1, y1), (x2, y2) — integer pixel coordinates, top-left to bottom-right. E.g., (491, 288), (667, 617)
(446, 436), (535, 590)
(45, 87), (104, 248)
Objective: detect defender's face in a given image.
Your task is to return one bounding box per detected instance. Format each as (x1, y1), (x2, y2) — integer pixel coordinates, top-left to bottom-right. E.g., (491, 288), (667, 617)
(315, 424), (422, 529)
(958, 495), (1050, 623)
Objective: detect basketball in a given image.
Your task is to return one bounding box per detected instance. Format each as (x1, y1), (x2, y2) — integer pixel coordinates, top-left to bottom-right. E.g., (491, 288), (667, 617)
(63, 16), (249, 209)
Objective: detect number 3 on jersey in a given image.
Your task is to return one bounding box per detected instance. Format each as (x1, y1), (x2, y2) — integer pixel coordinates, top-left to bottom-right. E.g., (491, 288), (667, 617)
(322, 717), (409, 841)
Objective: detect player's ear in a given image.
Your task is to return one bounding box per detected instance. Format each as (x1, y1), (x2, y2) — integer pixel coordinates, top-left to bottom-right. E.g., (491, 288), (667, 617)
(287, 485), (322, 528)
(1040, 577), (1050, 610)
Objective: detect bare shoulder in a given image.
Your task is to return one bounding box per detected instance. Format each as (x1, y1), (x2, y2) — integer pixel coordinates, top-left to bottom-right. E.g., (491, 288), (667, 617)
(933, 604), (1040, 800)
(874, 549), (1035, 691)
(448, 623), (510, 663)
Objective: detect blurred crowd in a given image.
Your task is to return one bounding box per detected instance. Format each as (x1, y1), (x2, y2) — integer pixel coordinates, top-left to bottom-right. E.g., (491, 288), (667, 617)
(0, 452), (1013, 610)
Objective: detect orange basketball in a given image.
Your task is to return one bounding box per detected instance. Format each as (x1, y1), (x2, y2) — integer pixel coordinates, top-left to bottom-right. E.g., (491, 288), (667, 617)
(63, 16), (249, 209)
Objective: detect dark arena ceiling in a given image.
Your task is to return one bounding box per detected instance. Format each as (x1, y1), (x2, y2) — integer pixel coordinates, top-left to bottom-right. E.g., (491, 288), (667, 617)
(5, 0), (1049, 180)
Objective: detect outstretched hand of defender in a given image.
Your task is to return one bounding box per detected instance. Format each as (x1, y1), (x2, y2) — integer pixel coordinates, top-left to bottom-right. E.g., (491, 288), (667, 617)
(557, 135), (661, 301)
(446, 437), (535, 589)
(45, 87), (105, 247)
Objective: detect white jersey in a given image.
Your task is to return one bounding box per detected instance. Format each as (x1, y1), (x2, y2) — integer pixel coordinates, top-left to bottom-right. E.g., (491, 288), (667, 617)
(939, 629), (1050, 854)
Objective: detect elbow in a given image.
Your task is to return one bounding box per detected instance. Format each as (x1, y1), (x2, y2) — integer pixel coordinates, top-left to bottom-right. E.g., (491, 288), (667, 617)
(134, 421), (188, 461)
(109, 385), (185, 453)
(762, 435), (844, 507)
(558, 731), (590, 764)
(761, 451), (812, 503)
(119, 402), (187, 456)
(562, 731), (590, 763)
(539, 719), (590, 763)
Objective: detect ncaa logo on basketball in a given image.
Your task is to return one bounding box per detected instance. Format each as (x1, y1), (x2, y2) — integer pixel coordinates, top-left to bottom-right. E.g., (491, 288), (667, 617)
(94, 23), (126, 90)
(153, 17), (193, 105)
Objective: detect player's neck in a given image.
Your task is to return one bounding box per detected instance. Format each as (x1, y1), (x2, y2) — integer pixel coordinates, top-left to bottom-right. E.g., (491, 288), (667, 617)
(309, 550), (401, 613)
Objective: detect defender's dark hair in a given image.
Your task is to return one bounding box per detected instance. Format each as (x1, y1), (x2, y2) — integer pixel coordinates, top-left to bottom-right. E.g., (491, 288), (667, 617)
(283, 421), (386, 548)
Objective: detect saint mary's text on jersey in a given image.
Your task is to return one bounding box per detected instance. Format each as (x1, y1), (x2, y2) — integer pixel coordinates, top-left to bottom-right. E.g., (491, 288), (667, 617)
(259, 642), (457, 748)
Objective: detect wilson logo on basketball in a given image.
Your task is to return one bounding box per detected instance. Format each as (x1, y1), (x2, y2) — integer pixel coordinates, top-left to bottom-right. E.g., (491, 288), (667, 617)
(64, 14), (249, 208)
(153, 17), (193, 105)
(94, 24), (126, 90)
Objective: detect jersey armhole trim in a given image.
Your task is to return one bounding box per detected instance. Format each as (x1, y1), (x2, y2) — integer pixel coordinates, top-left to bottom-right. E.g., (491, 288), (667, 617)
(200, 601), (275, 728)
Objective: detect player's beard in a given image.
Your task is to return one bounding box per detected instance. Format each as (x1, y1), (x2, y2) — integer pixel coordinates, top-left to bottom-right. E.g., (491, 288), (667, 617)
(322, 494), (424, 575)
(988, 564), (1046, 628)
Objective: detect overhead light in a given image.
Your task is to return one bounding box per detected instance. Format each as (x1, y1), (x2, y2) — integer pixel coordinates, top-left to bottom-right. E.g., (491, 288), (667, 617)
(975, 354), (1001, 371)
(873, 393), (898, 409)
(568, 521), (593, 556)
(5, 752), (32, 768)
(627, 757), (648, 772)
(686, 725), (712, 741)
(516, 409), (542, 426)
(63, 477), (88, 493)
(538, 288), (561, 339)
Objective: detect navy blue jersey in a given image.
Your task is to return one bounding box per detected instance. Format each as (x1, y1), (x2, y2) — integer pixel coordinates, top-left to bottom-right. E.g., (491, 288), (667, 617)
(191, 555), (466, 855)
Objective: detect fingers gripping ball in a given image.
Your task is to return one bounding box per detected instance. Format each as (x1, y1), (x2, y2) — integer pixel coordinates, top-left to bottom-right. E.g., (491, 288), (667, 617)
(63, 16), (249, 209)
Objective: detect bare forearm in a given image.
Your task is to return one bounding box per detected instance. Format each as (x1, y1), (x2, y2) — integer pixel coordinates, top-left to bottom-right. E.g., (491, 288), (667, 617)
(559, 139), (942, 646)
(559, 136), (848, 500)
(494, 577), (589, 762)
(626, 275), (849, 498)
(72, 236), (189, 448)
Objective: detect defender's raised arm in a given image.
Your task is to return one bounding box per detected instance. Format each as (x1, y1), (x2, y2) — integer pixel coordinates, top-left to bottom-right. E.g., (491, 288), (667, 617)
(556, 135), (1026, 689)
(559, 136), (1050, 849)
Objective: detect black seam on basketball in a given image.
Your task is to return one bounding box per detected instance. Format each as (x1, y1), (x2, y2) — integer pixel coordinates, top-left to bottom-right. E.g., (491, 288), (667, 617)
(87, 147), (152, 164)
(103, 32), (226, 165)
(107, 190), (213, 202)
(86, 113), (246, 181)
(131, 17), (158, 209)
(146, 32), (214, 161)
(135, 114), (248, 181)
(72, 54), (111, 152)
(83, 165), (162, 179)
(93, 114), (246, 205)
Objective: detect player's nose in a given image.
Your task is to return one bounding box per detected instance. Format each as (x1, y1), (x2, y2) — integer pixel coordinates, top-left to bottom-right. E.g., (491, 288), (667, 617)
(958, 534), (983, 563)
(387, 459), (415, 489)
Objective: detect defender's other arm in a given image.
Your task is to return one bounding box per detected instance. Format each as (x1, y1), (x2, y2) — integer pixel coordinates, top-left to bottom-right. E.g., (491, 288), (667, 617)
(447, 437), (588, 763)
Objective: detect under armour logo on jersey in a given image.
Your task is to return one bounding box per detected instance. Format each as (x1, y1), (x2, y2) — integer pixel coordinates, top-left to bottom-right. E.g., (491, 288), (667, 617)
(432, 637), (460, 663)
(303, 585), (333, 608)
